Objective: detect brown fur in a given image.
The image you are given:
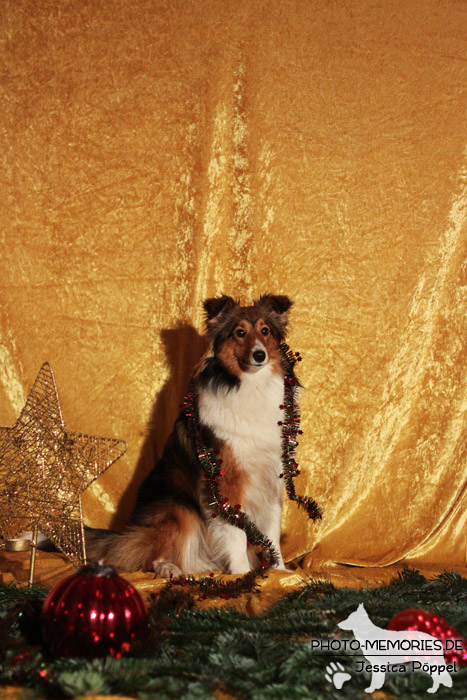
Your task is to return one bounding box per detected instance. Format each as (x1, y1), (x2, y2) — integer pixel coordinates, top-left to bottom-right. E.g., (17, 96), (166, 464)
(217, 341), (243, 377)
(218, 442), (249, 509)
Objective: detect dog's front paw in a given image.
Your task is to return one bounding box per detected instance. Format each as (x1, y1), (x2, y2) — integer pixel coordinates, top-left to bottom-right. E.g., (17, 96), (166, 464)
(271, 559), (294, 573)
(228, 563), (252, 575)
(152, 560), (183, 579)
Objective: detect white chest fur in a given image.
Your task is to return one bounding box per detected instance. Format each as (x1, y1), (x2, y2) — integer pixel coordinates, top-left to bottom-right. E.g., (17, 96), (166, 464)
(198, 365), (285, 510)
(199, 364), (284, 447)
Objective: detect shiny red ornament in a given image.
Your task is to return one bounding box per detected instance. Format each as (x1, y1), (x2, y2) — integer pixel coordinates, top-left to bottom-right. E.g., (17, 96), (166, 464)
(41, 561), (147, 658)
(387, 608), (467, 666)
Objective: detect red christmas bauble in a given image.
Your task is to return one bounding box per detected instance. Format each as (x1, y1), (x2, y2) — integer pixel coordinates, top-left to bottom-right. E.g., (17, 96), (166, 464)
(41, 561), (148, 658)
(387, 608), (467, 666)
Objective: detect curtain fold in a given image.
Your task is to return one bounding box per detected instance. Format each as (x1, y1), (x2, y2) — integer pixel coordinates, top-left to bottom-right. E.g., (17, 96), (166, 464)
(0, 0), (466, 571)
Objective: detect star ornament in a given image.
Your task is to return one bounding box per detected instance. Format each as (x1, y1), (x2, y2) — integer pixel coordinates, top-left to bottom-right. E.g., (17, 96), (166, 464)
(0, 363), (127, 566)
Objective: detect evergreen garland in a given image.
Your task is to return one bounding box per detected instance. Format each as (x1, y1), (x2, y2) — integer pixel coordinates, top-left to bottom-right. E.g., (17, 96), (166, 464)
(1, 569), (467, 698)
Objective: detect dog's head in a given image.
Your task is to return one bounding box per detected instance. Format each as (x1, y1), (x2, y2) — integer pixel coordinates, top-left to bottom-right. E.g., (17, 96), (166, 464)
(203, 294), (293, 374)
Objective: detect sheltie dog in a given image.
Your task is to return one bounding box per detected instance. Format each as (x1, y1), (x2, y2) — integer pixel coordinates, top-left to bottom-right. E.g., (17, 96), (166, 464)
(87, 294), (295, 577)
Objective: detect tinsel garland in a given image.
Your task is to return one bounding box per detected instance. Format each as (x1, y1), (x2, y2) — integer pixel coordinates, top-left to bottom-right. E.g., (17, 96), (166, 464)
(278, 344), (322, 521)
(162, 343), (321, 600)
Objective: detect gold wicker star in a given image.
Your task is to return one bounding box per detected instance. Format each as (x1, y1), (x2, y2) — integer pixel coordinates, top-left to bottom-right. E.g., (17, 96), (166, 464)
(0, 362), (127, 566)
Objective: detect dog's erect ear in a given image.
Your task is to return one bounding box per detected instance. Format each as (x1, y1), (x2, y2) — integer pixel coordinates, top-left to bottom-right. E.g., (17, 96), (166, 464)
(254, 294), (293, 316)
(203, 295), (238, 332)
(254, 295), (293, 339)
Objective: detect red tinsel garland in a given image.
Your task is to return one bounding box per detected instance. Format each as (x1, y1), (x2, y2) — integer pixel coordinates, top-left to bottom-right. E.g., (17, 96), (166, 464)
(279, 345), (322, 521)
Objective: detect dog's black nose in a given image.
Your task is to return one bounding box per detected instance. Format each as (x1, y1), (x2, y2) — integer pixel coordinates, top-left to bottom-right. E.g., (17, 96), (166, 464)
(253, 350), (266, 363)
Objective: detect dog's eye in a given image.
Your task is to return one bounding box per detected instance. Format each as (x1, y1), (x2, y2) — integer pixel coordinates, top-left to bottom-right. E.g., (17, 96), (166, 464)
(261, 327), (270, 336)
(235, 328), (246, 338)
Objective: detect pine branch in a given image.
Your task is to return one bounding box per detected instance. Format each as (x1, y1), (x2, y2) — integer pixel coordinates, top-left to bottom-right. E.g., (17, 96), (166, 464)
(1, 569), (467, 698)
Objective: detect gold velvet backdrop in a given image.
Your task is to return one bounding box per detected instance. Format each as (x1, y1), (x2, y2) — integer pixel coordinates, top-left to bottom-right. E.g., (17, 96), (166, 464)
(1, 0), (466, 578)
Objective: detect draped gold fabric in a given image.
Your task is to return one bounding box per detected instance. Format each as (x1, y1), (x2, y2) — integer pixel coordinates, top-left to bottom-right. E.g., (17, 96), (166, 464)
(1, 0), (466, 587)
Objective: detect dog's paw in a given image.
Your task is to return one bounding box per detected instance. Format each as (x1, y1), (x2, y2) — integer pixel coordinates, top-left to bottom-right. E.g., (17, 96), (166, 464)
(228, 563), (252, 575)
(152, 560), (182, 579)
(271, 560), (295, 573)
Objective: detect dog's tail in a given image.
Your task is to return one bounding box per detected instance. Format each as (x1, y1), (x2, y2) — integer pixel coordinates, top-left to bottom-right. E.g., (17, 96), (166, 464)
(83, 525), (118, 561)
(40, 507), (214, 575)
(37, 525), (159, 572)
(35, 526), (116, 554)
(84, 525), (158, 572)
(37, 525), (133, 571)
